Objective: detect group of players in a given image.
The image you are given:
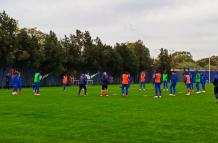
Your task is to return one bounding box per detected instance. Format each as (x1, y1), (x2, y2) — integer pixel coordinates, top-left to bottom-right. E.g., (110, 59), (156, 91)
(123, 70), (218, 102)
(9, 70), (218, 103)
(122, 70), (208, 98)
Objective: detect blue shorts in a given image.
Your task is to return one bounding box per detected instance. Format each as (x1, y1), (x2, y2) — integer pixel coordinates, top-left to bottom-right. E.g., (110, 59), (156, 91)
(186, 84), (191, 89)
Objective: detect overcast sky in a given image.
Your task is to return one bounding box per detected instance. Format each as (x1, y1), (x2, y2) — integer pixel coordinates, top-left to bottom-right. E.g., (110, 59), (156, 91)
(1, 0), (218, 60)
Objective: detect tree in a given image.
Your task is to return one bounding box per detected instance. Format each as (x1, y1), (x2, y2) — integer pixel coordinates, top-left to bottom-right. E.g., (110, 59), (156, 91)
(197, 56), (218, 70)
(21, 27), (46, 44)
(62, 34), (81, 72)
(14, 30), (31, 68)
(106, 48), (123, 76)
(0, 11), (17, 87)
(127, 40), (151, 72)
(14, 29), (42, 69)
(157, 48), (172, 74)
(0, 11), (17, 68)
(115, 43), (139, 75)
(3, 10), (218, 87)
(171, 51), (196, 68)
(81, 31), (100, 73)
(41, 31), (65, 74)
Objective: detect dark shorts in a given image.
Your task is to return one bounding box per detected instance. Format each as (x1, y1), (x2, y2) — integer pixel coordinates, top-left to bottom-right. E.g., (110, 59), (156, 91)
(79, 84), (86, 89)
(102, 84), (108, 90)
(214, 87), (218, 95)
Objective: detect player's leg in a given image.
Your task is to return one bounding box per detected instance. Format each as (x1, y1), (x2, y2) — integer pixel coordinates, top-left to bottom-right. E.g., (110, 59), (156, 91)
(33, 83), (35, 92)
(126, 85), (129, 96)
(35, 83), (39, 94)
(78, 84), (82, 96)
(100, 85), (103, 96)
(37, 82), (40, 95)
(37, 83), (40, 95)
(12, 85), (17, 95)
(158, 83), (162, 97)
(155, 83), (158, 97)
(121, 84), (125, 96)
(164, 81), (167, 89)
(63, 84), (67, 91)
(84, 85), (87, 96)
(173, 84), (176, 95)
(142, 82), (145, 90)
(195, 83), (197, 91)
(105, 85), (108, 96)
(214, 87), (218, 103)
(202, 83), (206, 92)
(101, 84), (107, 96)
(196, 82), (201, 93)
(139, 82), (142, 90)
(190, 83), (193, 91)
(35, 83), (38, 94)
(144, 82), (146, 90)
(166, 81), (168, 90)
(34, 83), (36, 93)
(186, 84), (191, 95)
(34, 83), (39, 95)
(169, 83), (173, 95)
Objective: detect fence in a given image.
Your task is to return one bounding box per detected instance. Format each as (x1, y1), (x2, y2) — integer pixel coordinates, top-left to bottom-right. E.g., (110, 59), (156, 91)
(0, 68), (217, 88)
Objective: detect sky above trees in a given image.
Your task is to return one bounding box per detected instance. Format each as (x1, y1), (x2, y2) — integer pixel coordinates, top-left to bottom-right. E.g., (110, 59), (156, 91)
(1, 0), (218, 60)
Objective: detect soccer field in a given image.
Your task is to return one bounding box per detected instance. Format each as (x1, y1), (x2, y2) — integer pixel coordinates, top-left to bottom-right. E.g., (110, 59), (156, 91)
(0, 83), (218, 143)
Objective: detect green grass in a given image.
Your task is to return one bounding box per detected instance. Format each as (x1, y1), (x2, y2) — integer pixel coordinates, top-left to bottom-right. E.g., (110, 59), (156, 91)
(0, 83), (218, 143)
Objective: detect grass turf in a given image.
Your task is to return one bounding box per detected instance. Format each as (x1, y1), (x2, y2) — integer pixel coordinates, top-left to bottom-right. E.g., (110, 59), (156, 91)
(0, 83), (218, 143)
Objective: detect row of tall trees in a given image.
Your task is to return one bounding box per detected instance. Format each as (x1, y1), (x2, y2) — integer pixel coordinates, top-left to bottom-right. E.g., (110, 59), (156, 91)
(0, 11), (158, 77)
(171, 51), (218, 70)
(1, 11), (215, 79)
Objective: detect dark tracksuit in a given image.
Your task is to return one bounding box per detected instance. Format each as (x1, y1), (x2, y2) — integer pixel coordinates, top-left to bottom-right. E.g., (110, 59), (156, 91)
(201, 74), (207, 90)
(78, 75), (87, 95)
(170, 74), (178, 94)
(213, 75), (218, 99)
(101, 75), (109, 90)
(190, 73), (195, 90)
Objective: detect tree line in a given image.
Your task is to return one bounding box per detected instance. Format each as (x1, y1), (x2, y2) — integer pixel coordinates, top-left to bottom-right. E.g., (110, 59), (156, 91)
(0, 11), (217, 78)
